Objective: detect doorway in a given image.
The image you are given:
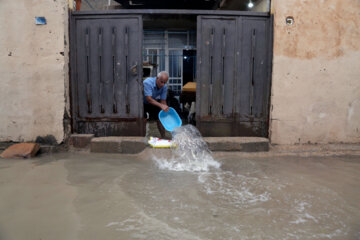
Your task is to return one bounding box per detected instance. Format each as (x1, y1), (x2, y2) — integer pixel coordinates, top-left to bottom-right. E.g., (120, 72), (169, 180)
(70, 10), (272, 137)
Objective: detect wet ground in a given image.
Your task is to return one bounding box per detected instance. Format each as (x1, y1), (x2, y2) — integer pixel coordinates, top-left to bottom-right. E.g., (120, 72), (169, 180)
(0, 151), (359, 240)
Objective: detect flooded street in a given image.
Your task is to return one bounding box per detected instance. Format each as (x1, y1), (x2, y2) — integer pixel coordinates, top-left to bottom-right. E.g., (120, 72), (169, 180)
(0, 152), (359, 239)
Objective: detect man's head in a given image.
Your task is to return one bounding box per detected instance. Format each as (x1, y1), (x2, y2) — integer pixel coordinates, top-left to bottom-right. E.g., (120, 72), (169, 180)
(156, 71), (169, 89)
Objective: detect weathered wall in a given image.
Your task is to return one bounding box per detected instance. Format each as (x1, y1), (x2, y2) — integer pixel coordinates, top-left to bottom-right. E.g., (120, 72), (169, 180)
(1, 0), (359, 145)
(0, 0), (68, 143)
(253, 0), (269, 12)
(270, 0), (360, 144)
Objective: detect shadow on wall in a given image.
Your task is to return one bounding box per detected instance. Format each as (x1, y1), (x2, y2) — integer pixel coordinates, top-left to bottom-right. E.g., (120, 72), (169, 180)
(35, 135), (58, 145)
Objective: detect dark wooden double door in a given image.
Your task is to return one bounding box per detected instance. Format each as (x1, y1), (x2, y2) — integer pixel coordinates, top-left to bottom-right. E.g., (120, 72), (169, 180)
(71, 14), (272, 137)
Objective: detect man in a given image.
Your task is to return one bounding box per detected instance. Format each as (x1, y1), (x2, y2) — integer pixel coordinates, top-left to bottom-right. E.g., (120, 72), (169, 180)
(143, 71), (170, 138)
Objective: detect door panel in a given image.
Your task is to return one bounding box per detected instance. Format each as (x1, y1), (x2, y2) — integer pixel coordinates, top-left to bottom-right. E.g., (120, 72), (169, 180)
(197, 17), (237, 119)
(71, 16), (144, 136)
(196, 15), (272, 137)
(236, 18), (269, 119)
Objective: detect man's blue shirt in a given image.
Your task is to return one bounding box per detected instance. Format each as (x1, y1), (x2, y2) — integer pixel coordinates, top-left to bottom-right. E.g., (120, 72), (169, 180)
(143, 77), (167, 104)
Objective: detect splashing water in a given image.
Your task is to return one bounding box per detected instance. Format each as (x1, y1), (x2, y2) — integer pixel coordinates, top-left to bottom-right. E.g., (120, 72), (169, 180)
(153, 125), (221, 172)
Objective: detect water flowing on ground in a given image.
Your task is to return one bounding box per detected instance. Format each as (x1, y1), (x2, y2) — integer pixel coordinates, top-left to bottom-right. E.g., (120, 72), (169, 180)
(1, 153), (360, 239)
(145, 125), (360, 239)
(153, 125), (220, 172)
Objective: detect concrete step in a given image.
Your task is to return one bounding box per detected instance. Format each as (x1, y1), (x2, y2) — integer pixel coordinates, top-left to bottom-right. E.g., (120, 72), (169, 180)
(91, 137), (147, 154)
(69, 134), (94, 148)
(204, 137), (269, 152)
(89, 136), (269, 154)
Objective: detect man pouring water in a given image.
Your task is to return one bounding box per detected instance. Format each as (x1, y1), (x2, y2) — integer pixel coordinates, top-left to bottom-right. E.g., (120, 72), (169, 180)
(143, 71), (169, 138)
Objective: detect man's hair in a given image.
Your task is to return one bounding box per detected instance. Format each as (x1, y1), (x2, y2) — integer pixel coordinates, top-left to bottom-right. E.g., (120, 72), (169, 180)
(157, 71), (169, 79)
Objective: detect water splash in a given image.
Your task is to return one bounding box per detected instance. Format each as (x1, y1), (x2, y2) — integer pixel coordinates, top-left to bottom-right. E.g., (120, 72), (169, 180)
(153, 125), (220, 172)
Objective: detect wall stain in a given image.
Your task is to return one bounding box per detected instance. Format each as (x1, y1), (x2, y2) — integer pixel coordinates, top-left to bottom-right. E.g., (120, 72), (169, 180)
(273, 0), (360, 59)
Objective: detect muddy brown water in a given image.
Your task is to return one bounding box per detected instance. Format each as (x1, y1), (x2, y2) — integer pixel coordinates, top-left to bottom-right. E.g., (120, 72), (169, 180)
(0, 152), (359, 240)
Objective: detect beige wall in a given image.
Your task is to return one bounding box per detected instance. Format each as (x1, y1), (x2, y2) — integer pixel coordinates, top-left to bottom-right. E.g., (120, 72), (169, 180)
(0, 0), (68, 143)
(270, 0), (360, 144)
(1, 0), (359, 145)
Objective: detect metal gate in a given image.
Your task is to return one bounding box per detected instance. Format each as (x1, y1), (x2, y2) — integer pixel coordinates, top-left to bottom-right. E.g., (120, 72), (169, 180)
(70, 15), (144, 136)
(196, 15), (273, 137)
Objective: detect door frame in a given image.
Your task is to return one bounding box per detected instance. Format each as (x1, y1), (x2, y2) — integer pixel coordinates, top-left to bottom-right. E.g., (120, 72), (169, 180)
(69, 10), (273, 137)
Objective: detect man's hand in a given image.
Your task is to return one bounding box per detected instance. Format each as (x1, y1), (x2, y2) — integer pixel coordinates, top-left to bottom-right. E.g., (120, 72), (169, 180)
(161, 104), (169, 112)
(146, 96), (169, 112)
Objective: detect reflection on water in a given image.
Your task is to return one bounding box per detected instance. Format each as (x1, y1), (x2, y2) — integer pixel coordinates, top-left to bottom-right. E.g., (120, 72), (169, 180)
(136, 129), (360, 239)
(1, 152), (359, 239)
(109, 155), (360, 240)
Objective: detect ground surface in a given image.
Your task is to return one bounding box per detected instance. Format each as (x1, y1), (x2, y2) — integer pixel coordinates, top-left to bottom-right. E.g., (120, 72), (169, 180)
(0, 151), (359, 240)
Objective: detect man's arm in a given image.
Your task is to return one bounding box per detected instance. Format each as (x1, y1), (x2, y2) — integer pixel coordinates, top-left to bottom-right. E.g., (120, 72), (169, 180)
(146, 96), (169, 112)
(159, 85), (169, 111)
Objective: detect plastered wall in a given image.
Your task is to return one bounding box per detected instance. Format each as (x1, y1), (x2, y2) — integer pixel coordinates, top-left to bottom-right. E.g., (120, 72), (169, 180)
(270, 0), (360, 144)
(0, 0), (68, 143)
(1, 0), (359, 145)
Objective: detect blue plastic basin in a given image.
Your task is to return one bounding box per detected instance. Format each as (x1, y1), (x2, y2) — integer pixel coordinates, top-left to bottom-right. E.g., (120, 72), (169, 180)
(158, 107), (182, 132)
